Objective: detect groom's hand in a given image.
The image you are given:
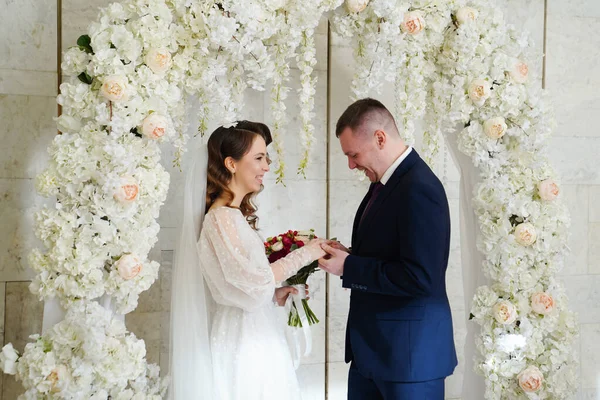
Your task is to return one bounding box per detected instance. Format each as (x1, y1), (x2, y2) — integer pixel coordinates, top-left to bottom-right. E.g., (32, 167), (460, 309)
(318, 243), (349, 276)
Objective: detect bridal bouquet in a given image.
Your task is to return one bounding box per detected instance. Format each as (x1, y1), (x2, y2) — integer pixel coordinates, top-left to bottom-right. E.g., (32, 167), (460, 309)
(265, 229), (320, 327)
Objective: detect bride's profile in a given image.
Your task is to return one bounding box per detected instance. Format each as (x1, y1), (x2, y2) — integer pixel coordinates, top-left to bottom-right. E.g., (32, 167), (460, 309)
(169, 121), (325, 399)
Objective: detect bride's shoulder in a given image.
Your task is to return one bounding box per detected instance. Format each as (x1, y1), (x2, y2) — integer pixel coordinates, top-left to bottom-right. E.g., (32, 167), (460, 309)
(206, 206), (242, 222)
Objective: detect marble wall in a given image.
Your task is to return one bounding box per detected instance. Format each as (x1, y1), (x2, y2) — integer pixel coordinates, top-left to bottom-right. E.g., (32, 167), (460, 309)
(1, 0), (599, 399)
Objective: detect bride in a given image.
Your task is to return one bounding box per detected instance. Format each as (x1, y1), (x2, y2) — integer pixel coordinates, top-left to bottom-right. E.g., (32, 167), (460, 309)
(169, 121), (326, 399)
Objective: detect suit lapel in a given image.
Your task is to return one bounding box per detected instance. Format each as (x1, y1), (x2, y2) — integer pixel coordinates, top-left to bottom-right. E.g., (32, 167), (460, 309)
(354, 150), (421, 251)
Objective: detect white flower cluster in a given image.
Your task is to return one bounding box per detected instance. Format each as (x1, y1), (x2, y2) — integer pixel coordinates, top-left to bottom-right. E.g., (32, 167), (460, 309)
(432, 2), (578, 398)
(0, 302), (168, 399)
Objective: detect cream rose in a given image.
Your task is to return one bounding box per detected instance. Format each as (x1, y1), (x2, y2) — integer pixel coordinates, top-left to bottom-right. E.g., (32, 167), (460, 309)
(531, 292), (555, 315)
(518, 366), (544, 393)
(272, 241), (284, 252)
(113, 176), (139, 204)
(100, 75), (129, 102)
(483, 117), (507, 139)
(401, 11), (425, 35)
(345, 0), (369, 13)
(493, 300), (518, 325)
(116, 254), (143, 280)
(510, 59), (529, 84)
(514, 222), (537, 246)
(538, 179), (559, 202)
(456, 7), (478, 24)
(145, 48), (172, 75)
(0, 343), (18, 375)
(468, 78), (491, 106)
(142, 113), (168, 139)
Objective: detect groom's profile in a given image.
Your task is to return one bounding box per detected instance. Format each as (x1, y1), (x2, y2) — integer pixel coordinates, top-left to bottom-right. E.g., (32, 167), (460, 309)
(319, 98), (457, 399)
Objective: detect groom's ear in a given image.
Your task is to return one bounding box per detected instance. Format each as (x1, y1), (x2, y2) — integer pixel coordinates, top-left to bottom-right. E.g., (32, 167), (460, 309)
(374, 130), (386, 148)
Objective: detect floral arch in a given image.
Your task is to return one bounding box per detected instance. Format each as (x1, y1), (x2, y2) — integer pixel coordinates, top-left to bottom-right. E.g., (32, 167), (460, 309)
(0, 0), (578, 399)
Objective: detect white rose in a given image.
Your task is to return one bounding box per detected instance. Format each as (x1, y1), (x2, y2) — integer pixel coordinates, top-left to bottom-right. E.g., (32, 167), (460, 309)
(483, 117), (507, 139)
(518, 366), (543, 392)
(116, 254), (142, 280)
(509, 59), (529, 84)
(272, 241), (284, 252)
(401, 11), (425, 35)
(538, 179), (559, 202)
(100, 75), (129, 102)
(493, 300), (518, 325)
(531, 292), (555, 315)
(345, 0), (369, 13)
(113, 176), (139, 203)
(144, 48), (172, 75)
(514, 222), (537, 246)
(47, 365), (71, 393)
(142, 114), (168, 139)
(295, 236), (311, 243)
(468, 79), (491, 106)
(456, 7), (478, 24)
(0, 343), (19, 375)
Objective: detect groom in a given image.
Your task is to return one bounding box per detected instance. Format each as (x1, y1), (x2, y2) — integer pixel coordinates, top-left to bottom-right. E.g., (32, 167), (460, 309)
(319, 98), (457, 399)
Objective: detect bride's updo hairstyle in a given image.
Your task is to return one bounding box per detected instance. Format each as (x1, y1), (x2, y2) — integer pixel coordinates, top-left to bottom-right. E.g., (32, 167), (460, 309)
(206, 120), (272, 229)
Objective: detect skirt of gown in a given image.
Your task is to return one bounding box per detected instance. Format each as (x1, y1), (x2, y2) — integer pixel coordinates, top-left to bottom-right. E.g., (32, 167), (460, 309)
(211, 303), (302, 400)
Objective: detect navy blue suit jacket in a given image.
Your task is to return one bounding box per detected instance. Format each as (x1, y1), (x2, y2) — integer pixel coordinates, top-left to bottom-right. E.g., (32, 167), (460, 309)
(342, 149), (457, 382)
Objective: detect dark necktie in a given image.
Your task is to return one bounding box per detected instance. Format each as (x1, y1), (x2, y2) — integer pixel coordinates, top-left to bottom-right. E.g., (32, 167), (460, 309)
(359, 182), (383, 228)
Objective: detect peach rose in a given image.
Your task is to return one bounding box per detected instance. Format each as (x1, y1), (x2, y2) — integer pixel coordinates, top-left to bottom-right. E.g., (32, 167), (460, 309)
(514, 222), (537, 246)
(493, 300), (518, 325)
(142, 113), (167, 139)
(538, 179), (559, 202)
(531, 292), (555, 315)
(518, 366), (543, 392)
(510, 60), (529, 84)
(116, 254), (143, 280)
(100, 75), (129, 102)
(483, 117), (507, 139)
(114, 176), (139, 204)
(468, 78), (491, 106)
(345, 0), (369, 13)
(401, 11), (425, 35)
(145, 48), (172, 75)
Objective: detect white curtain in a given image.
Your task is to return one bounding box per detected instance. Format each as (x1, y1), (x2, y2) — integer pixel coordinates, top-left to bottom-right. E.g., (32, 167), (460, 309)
(443, 129), (488, 400)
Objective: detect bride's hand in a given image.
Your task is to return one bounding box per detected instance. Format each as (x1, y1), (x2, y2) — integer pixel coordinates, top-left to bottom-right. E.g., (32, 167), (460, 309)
(304, 238), (327, 259)
(274, 285), (310, 307)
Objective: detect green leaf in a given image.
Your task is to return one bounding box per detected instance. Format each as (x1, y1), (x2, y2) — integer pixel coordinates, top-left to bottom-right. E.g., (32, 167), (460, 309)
(77, 34), (93, 54)
(77, 72), (93, 84)
(290, 244), (299, 251)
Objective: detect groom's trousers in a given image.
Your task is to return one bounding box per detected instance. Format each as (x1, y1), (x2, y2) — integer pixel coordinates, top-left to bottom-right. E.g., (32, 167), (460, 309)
(348, 362), (444, 400)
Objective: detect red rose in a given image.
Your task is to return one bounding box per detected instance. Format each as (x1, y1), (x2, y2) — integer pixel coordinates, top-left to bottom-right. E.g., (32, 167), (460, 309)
(296, 241), (305, 247)
(282, 236), (292, 247)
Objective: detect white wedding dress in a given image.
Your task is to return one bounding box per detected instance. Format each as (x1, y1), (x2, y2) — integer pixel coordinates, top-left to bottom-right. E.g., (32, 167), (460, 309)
(197, 206), (320, 400)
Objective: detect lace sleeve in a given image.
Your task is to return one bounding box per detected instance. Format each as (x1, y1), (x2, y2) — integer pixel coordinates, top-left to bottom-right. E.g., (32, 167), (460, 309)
(202, 208), (276, 311)
(270, 244), (325, 284)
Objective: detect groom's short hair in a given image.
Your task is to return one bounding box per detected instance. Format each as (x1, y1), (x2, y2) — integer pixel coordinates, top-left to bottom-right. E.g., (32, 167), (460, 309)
(335, 98), (399, 138)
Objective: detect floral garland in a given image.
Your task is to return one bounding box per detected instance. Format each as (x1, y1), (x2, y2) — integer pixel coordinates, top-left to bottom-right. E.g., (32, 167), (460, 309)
(2, 0), (577, 397)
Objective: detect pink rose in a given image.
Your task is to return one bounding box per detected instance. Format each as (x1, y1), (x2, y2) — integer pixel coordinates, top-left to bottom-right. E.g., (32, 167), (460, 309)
(510, 59), (529, 84)
(514, 222), (537, 246)
(100, 75), (129, 102)
(142, 113), (167, 139)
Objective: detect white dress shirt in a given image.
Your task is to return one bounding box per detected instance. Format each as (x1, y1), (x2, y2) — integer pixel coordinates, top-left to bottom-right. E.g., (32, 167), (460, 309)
(380, 146), (413, 185)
